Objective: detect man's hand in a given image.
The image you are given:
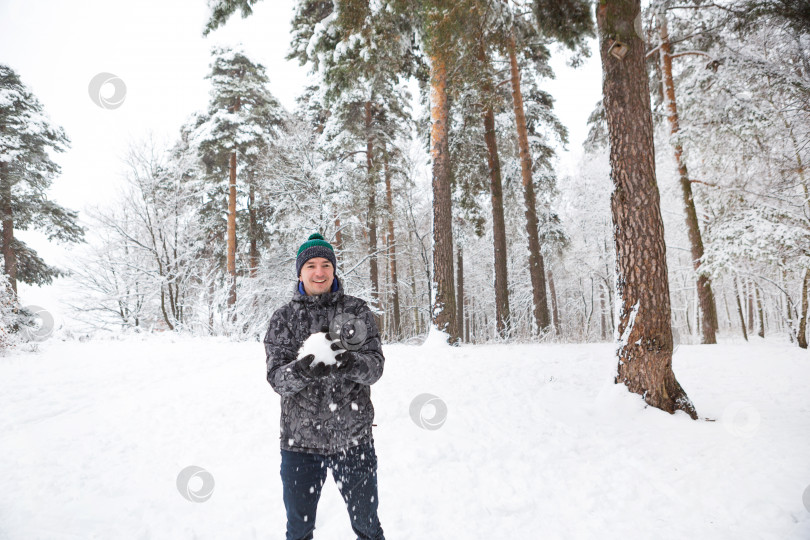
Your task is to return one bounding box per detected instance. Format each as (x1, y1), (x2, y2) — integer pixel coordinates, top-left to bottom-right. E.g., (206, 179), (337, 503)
(322, 325), (353, 370)
(294, 354), (334, 379)
(334, 350), (356, 372)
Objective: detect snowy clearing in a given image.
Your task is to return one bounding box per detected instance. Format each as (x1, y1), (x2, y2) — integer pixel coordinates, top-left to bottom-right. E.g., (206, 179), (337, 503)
(2, 336), (809, 539)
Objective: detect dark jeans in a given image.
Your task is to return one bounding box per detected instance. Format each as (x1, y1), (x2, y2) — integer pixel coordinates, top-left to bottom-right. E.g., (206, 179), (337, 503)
(280, 441), (385, 540)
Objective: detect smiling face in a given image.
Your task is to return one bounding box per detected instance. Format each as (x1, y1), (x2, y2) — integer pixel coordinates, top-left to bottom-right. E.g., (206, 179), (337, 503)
(299, 257), (335, 296)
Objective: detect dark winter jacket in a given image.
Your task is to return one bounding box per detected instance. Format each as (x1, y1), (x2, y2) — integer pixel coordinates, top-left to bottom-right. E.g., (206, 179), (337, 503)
(264, 278), (384, 454)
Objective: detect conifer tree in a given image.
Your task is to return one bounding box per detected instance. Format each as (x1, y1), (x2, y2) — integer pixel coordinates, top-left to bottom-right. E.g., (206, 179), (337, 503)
(287, 1), (413, 334)
(416, 0), (468, 341)
(0, 64), (84, 293)
(596, 0), (697, 418)
(649, 4), (719, 344)
(190, 47), (285, 313)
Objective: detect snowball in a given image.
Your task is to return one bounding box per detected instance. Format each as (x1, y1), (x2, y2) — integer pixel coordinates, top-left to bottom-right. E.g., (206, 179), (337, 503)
(297, 331), (339, 366)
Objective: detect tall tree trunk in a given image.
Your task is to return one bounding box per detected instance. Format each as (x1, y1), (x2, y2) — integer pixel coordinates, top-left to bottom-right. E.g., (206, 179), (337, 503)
(365, 101), (380, 315)
(227, 157), (237, 309)
(547, 268), (561, 336)
(226, 96), (240, 312)
(734, 274), (749, 341)
(408, 230), (419, 337)
(597, 0), (697, 419)
(798, 268), (809, 349)
(786, 128), (809, 347)
(248, 171), (258, 278)
(782, 269), (795, 342)
(747, 279), (755, 335)
(383, 143), (401, 339)
(507, 32), (550, 332)
(475, 41), (511, 338)
(0, 160), (16, 294)
(657, 10), (717, 344)
(429, 51), (458, 341)
(754, 282), (765, 338)
(457, 246), (465, 343)
(481, 103), (511, 337)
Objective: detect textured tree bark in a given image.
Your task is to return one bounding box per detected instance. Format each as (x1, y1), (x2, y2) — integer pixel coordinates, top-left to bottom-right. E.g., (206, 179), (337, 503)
(481, 103), (511, 337)
(547, 268), (561, 335)
(429, 52), (458, 341)
(0, 160), (16, 294)
(248, 172), (258, 278)
(475, 40), (511, 338)
(734, 274), (749, 341)
(227, 96), (240, 312)
(365, 101), (380, 315)
(382, 144), (401, 338)
(782, 269), (795, 342)
(798, 269), (809, 349)
(507, 33), (551, 332)
(456, 246), (465, 343)
(597, 0), (697, 419)
(657, 10), (717, 344)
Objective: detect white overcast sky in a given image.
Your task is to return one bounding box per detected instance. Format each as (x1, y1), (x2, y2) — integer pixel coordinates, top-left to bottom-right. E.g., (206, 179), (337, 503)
(0, 0), (601, 321)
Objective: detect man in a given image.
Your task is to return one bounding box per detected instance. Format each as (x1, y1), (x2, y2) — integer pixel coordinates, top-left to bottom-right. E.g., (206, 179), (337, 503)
(264, 233), (386, 540)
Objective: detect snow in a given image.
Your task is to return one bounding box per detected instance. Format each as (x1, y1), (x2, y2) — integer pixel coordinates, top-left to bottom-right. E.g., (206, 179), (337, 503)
(2, 336), (809, 539)
(616, 299), (640, 352)
(297, 331), (340, 366)
(421, 325), (451, 349)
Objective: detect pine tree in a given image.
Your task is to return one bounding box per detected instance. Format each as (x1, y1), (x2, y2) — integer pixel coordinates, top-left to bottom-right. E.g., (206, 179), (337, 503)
(505, 0), (591, 333)
(648, 4), (720, 344)
(288, 0), (414, 334)
(415, 0), (471, 342)
(665, 2), (809, 345)
(190, 46), (285, 314)
(464, 1), (512, 338)
(0, 65), (84, 293)
(596, 0), (697, 419)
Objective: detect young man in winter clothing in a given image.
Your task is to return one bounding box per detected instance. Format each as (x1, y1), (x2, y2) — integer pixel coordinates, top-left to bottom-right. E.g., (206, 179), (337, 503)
(264, 233), (386, 540)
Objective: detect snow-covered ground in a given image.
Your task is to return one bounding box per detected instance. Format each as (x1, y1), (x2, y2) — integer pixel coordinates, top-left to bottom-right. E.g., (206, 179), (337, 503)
(2, 335), (809, 540)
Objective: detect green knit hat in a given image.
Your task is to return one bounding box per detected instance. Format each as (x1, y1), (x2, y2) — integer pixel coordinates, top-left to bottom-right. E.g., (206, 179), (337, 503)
(296, 233), (337, 277)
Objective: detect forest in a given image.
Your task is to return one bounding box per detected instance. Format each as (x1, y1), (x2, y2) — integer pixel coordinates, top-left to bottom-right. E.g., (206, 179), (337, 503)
(1, 0), (808, 415)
